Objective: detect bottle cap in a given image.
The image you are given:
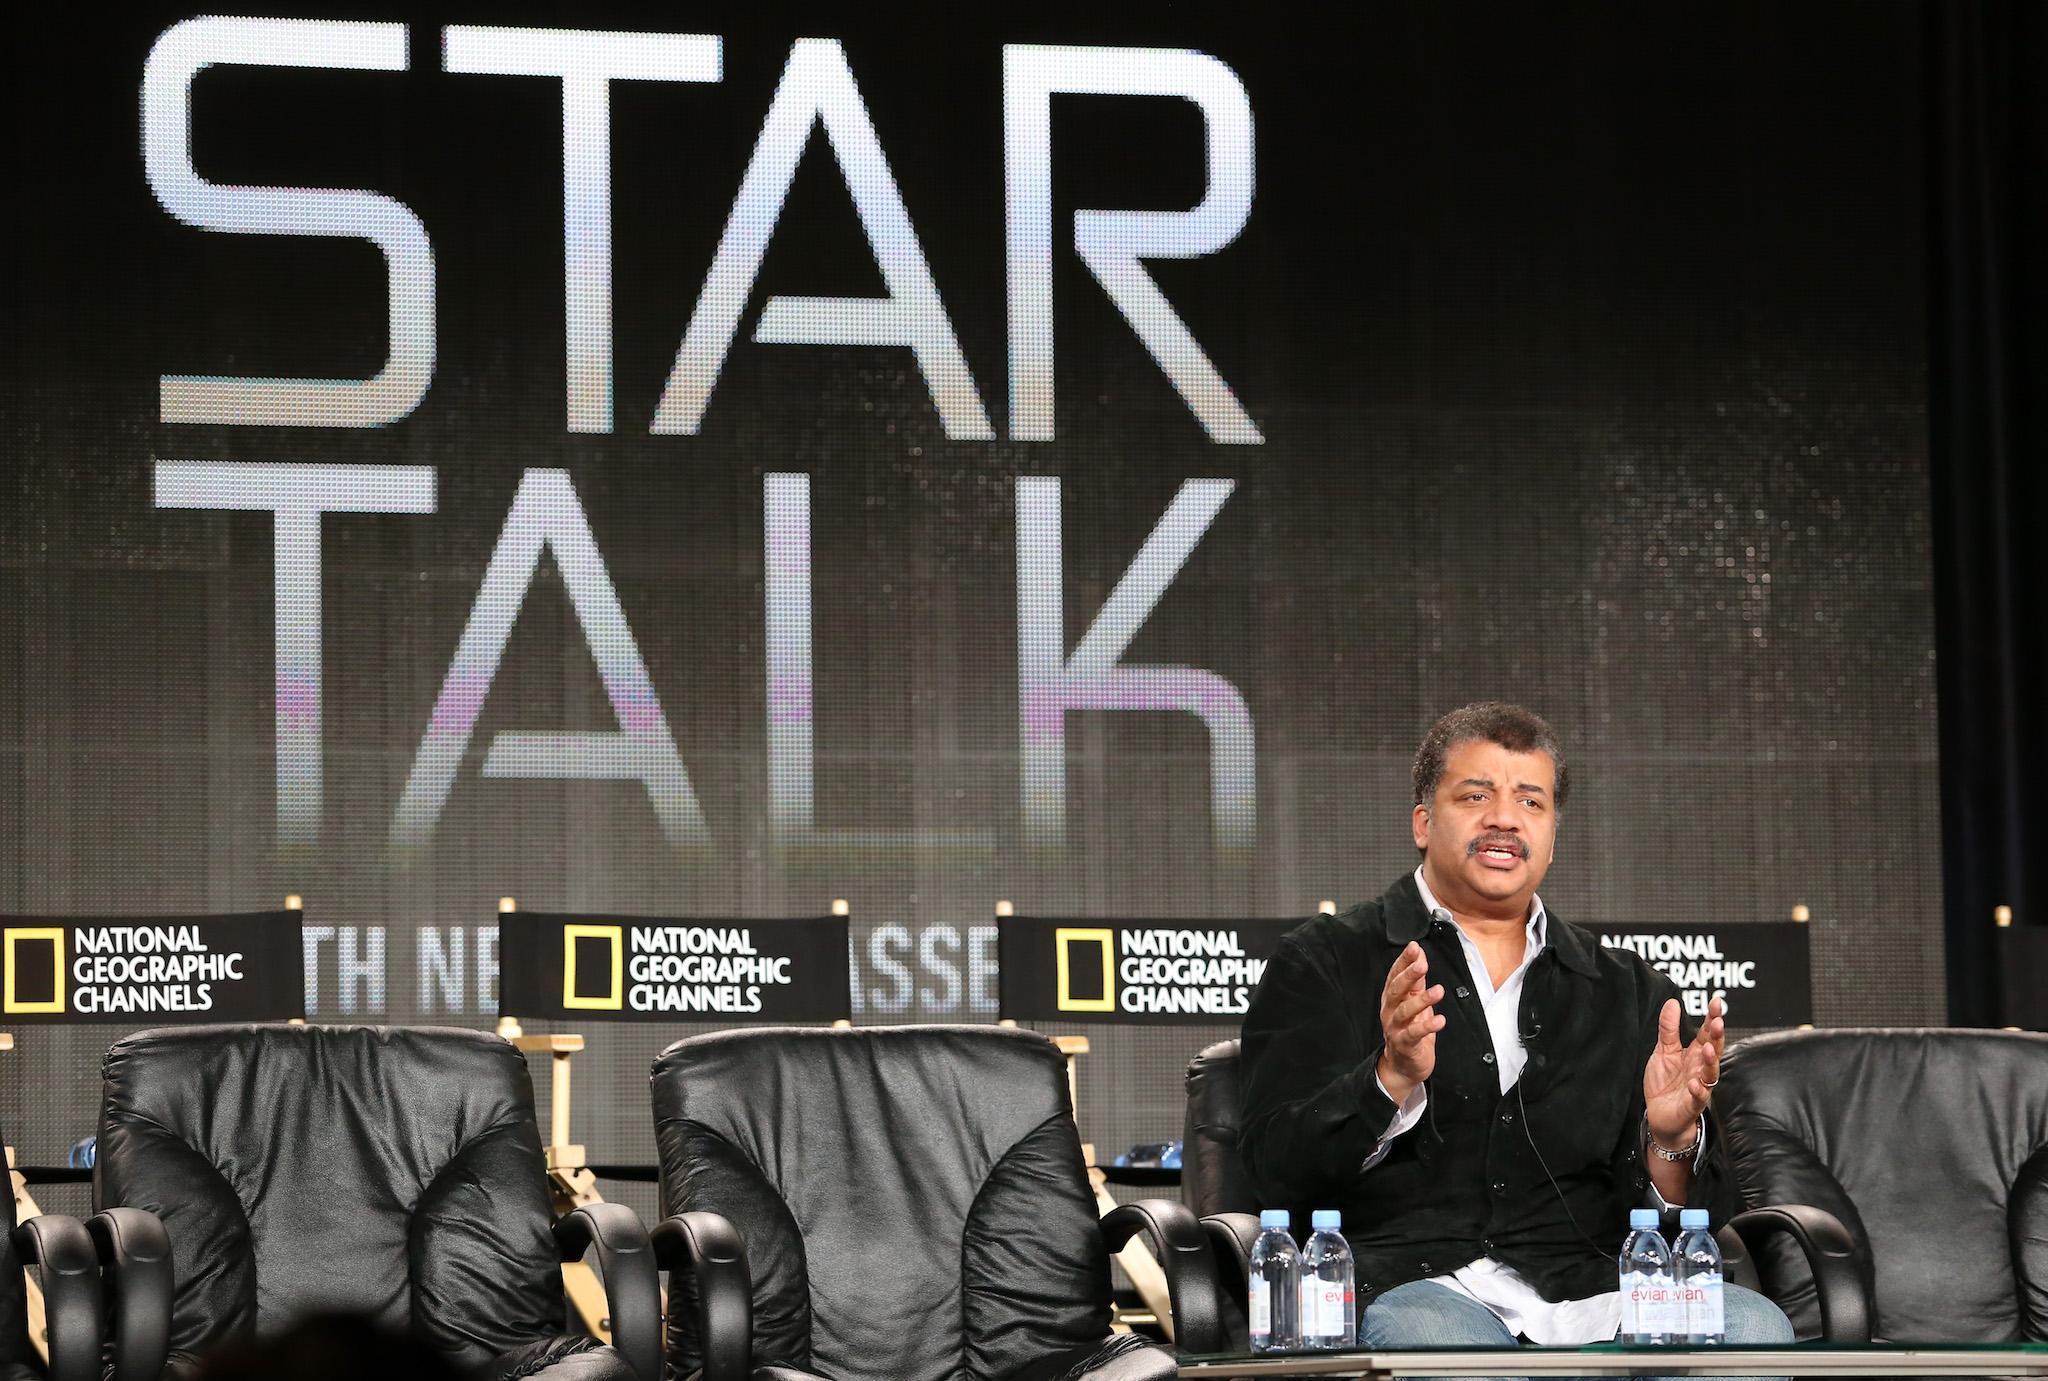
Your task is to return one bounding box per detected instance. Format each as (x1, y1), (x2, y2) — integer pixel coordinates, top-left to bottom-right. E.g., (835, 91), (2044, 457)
(1311, 1209), (1341, 1230)
(1629, 1208), (1659, 1229)
(1259, 1209), (1290, 1230)
(1679, 1208), (1710, 1229)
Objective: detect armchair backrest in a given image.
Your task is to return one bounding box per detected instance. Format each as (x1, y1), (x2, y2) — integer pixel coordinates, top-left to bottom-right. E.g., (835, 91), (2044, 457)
(651, 1025), (1114, 1381)
(1718, 1027), (2048, 1342)
(95, 1024), (567, 1370)
(1183, 1039), (1255, 1218)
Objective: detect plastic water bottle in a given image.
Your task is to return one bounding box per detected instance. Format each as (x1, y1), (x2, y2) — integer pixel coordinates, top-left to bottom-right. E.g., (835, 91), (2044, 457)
(1248, 1209), (1301, 1352)
(1673, 1208), (1725, 1345)
(1618, 1208), (1679, 1344)
(1298, 1209), (1356, 1349)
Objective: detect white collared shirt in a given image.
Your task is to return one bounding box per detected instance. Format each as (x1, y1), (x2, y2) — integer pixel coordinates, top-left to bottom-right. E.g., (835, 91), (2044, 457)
(1364, 866), (1622, 1345)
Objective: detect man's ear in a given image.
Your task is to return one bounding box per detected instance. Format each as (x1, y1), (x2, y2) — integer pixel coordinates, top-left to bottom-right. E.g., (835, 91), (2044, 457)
(1411, 802), (1431, 851)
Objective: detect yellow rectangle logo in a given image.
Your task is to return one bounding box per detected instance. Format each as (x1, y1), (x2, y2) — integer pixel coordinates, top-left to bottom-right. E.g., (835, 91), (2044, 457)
(1054, 927), (1116, 1013)
(562, 924), (624, 1010)
(3, 928), (66, 1014)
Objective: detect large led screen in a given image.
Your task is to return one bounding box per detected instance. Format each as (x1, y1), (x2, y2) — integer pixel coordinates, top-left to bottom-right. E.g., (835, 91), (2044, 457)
(3, 5), (1938, 1198)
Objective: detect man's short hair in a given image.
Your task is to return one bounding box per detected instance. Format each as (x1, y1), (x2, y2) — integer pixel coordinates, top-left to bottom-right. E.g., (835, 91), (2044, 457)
(1412, 702), (1570, 810)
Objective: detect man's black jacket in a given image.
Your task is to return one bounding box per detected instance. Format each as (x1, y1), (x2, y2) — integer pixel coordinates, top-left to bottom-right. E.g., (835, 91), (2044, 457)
(1239, 872), (1724, 1305)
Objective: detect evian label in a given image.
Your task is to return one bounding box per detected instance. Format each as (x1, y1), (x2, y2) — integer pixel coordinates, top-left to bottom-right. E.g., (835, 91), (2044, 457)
(1683, 1271), (1725, 1336)
(1622, 1270), (1684, 1337)
(1249, 1277), (1271, 1337)
(1300, 1277), (1352, 1339)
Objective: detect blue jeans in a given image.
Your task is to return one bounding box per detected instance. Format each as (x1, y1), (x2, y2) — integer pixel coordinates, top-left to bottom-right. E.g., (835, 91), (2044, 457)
(1358, 1278), (1794, 1380)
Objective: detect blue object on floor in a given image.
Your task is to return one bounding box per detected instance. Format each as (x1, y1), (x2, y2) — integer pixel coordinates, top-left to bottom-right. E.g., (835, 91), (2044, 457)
(1111, 1139), (1182, 1169)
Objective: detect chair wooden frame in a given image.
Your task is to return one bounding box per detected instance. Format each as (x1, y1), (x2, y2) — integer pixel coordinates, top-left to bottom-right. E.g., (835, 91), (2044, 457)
(993, 900), (1178, 1340)
(1, 1034), (55, 1367)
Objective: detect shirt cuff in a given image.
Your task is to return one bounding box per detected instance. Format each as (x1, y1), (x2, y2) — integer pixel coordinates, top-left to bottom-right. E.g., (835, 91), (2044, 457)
(1360, 1072), (1428, 1171)
(1645, 1177), (1674, 1214)
(1641, 1114), (1709, 1212)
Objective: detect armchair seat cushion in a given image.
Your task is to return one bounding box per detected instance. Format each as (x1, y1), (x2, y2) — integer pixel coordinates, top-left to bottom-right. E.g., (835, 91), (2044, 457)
(495, 1335), (640, 1379)
(1022, 1335), (1176, 1381)
(156, 1313), (633, 1381)
(681, 1336), (1174, 1381)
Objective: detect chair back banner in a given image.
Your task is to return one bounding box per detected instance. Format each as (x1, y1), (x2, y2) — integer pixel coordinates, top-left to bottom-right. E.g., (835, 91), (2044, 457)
(498, 912), (851, 1022)
(997, 917), (1293, 1024)
(1582, 920), (1812, 1026)
(0, 911), (304, 1023)
(1996, 926), (2048, 1029)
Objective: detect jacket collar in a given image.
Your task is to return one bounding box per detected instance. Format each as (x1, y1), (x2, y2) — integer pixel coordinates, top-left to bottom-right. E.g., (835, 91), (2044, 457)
(1378, 869), (1599, 977)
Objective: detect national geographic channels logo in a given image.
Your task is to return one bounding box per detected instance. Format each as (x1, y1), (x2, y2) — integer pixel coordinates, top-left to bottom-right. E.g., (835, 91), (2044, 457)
(1054, 925), (1267, 1016)
(1589, 920), (1814, 1025)
(3, 924), (248, 1016)
(562, 923), (795, 1015)
(501, 911), (848, 1024)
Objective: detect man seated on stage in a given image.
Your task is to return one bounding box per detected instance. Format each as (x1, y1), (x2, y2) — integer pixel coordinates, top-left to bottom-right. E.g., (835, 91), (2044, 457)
(1240, 702), (1794, 1351)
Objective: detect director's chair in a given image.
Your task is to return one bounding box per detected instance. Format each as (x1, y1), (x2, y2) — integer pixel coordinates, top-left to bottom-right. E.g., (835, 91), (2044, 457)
(495, 896), (857, 1347)
(992, 900), (1182, 1340)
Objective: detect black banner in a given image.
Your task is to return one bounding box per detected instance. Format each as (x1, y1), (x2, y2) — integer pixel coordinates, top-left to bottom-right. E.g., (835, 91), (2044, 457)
(497, 913), (851, 1023)
(997, 917), (1295, 1024)
(0, 912), (304, 1025)
(1582, 921), (1813, 1027)
(1996, 927), (2048, 1030)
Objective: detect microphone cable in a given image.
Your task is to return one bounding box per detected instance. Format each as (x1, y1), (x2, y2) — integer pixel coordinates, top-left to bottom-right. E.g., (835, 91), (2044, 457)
(1515, 1059), (1620, 1262)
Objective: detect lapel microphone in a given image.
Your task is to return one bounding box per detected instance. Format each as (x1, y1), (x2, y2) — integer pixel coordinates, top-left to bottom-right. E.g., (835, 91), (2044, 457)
(1518, 951), (1550, 1048)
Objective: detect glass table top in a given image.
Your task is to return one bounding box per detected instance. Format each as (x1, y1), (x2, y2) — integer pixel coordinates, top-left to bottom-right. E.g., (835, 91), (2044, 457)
(1177, 1343), (2048, 1377)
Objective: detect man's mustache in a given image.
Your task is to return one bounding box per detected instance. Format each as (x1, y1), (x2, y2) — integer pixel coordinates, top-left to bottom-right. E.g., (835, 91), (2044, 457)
(1466, 833), (1527, 858)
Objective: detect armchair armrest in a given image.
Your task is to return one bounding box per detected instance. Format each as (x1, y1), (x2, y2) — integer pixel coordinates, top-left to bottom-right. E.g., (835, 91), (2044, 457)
(1199, 1211), (1261, 1350)
(1726, 1204), (1872, 1343)
(555, 1203), (660, 1381)
(1100, 1199), (1223, 1354)
(1198, 1211), (1260, 1282)
(651, 1211), (752, 1381)
(87, 1208), (172, 1381)
(12, 1214), (105, 1381)
(1712, 1222), (1762, 1293)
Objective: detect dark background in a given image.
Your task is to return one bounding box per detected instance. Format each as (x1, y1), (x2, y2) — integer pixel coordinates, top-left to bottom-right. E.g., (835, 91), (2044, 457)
(3, 3), (1938, 1219)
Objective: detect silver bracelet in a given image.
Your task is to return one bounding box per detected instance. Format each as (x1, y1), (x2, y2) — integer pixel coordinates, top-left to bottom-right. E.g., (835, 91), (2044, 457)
(1644, 1111), (1705, 1165)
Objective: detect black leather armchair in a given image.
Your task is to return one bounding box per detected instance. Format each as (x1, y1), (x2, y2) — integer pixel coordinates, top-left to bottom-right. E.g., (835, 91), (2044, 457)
(1185, 1037), (1870, 1345)
(93, 1024), (658, 1379)
(650, 1024), (1223, 1381)
(1719, 1027), (2048, 1342)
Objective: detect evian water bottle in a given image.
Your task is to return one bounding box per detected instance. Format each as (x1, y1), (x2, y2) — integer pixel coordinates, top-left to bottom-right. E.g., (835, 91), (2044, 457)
(1248, 1209), (1301, 1352)
(1298, 1209), (1356, 1349)
(1619, 1208), (1680, 1344)
(1674, 1208), (1725, 1344)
